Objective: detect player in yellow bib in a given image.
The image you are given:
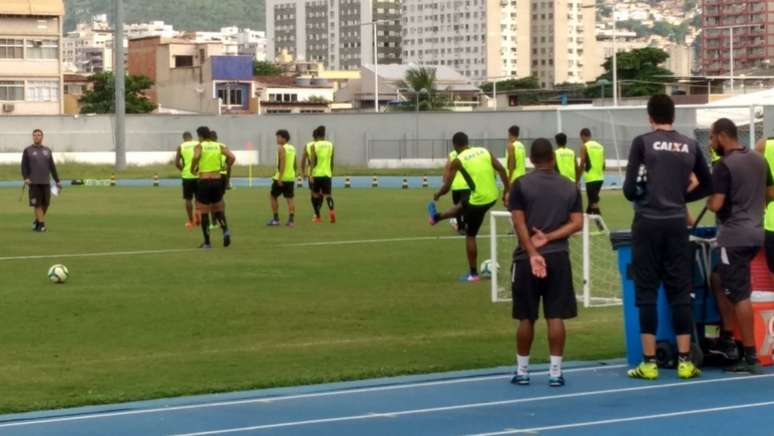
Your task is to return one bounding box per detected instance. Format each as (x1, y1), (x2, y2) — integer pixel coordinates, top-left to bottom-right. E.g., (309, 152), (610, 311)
(447, 149), (471, 235)
(507, 125), (527, 182)
(553, 133), (578, 183)
(174, 131), (199, 230)
(310, 126), (336, 223)
(209, 130), (230, 231)
(755, 137), (774, 285)
(429, 132), (510, 282)
(302, 130), (318, 218)
(267, 130), (297, 227)
(579, 128), (605, 215)
(191, 126), (236, 249)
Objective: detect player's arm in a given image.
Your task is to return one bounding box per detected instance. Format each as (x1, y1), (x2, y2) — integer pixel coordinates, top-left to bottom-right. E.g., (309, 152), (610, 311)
(490, 151), (510, 202)
(756, 138), (766, 154)
(767, 167), (774, 204)
(301, 148), (309, 177)
(277, 146), (286, 185)
(686, 148), (712, 202)
(175, 146), (183, 171)
(706, 161), (729, 212)
(506, 143), (515, 180)
(434, 159), (460, 201)
(221, 145), (236, 168)
(331, 147), (335, 172)
(510, 184), (546, 278)
(442, 160), (453, 185)
(533, 192), (583, 247)
(21, 149), (31, 184)
(191, 144), (202, 174)
(578, 143), (588, 175)
(48, 151), (61, 188)
(622, 137), (645, 201)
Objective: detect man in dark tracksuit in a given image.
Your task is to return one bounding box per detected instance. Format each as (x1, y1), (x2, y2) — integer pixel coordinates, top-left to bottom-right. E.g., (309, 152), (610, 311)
(623, 95), (712, 380)
(21, 129), (62, 232)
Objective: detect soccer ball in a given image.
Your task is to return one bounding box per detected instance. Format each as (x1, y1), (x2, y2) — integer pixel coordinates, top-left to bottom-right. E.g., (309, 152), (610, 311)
(48, 264), (69, 284)
(480, 259), (499, 278)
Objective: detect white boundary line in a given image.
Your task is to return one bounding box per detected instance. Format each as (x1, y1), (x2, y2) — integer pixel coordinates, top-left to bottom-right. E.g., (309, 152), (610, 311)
(0, 364), (624, 429)
(466, 400), (774, 435)
(167, 373), (774, 436)
(0, 248), (199, 262)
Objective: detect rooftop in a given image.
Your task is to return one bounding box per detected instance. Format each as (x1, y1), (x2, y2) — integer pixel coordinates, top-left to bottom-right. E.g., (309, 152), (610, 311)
(0, 0), (64, 16)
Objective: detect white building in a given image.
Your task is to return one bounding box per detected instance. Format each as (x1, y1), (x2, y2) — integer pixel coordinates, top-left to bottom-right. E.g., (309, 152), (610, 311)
(234, 28), (268, 62)
(125, 21), (177, 40)
(62, 14), (114, 73)
(266, 0), (402, 71)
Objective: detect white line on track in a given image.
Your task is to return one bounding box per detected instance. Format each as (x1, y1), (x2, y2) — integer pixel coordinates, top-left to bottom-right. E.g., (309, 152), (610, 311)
(168, 373), (774, 436)
(466, 400), (774, 435)
(0, 364), (624, 429)
(285, 235), (467, 247)
(0, 248), (199, 262)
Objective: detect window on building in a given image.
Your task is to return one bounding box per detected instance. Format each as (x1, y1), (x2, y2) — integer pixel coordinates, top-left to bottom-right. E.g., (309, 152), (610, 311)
(26, 40), (59, 59)
(0, 39), (24, 59)
(217, 87), (244, 106)
(0, 81), (24, 101)
(175, 55), (194, 68)
(26, 80), (59, 102)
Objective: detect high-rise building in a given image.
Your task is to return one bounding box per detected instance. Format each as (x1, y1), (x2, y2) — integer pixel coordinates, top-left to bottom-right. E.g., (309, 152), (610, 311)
(701, 0), (772, 77)
(266, 0), (402, 71)
(401, 0), (597, 87)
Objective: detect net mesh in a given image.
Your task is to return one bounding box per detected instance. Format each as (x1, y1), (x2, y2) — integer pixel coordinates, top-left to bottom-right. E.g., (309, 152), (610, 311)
(487, 211), (622, 308)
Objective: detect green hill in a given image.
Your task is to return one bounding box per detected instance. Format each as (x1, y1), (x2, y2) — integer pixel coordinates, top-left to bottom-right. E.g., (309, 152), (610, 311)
(64, 0), (265, 32)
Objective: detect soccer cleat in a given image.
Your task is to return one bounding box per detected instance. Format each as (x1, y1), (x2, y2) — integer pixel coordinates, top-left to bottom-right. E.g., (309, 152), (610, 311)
(427, 202), (439, 225)
(459, 274), (481, 283)
(199, 243), (212, 250)
(510, 373), (530, 386)
(193, 213), (201, 226)
(266, 219), (280, 226)
(677, 361), (701, 379)
(209, 223), (219, 231)
(725, 360), (762, 375)
(329, 210), (336, 224)
(286, 220), (295, 228)
(38, 225), (47, 233)
(223, 230), (231, 248)
(627, 362), (659, 380)
(548, 375), (565, 387)
(708, 337), (739, 361)
(185, 221), (194, 230)
(312, 216), (322, 224)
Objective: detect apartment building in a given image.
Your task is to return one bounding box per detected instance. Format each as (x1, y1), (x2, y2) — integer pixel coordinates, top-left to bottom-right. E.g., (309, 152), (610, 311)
(0, 0), (64, 115)
(266, 0), (402, 70)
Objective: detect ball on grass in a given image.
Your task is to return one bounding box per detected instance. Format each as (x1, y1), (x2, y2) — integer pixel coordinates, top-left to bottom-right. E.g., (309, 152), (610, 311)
(48, 264), (69, 284)
(479, 259), (499, 278)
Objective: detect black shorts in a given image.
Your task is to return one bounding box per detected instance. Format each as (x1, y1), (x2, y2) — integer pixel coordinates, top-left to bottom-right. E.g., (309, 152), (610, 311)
(631, 216), (692, 307)
(512, 251), (577, 321)
(765, 231), (774, 273)
(271, 180), (295, 198)
(182, 179), (198, 200)
(196, 179), (224, 205)
(718, 246), (758, 304)
(462, 201), (495, 237)
(452, 189), (471, 206)
(586, 181), (603, 205)
(28, 184), (51, 208)
(312, 177), (332, 195)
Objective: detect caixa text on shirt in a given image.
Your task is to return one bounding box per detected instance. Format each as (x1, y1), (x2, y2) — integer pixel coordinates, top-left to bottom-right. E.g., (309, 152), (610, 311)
(652, 141), (689, 153)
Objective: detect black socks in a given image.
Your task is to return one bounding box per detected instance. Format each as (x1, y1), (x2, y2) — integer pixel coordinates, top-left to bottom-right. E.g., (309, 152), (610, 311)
(201, 214), (211, 245)
(326, 197), (335, 210)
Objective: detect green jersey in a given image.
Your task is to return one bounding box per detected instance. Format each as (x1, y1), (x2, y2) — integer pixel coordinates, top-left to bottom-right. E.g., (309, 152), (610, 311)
(555, 147), (577, 182)
(449, 151), (470, 191)
(584, 140), (605, 183)
(198, 141), (223, 174)
(273, 143), (297, 182)
(219, 143), (228, 176)
(509, 140), (526, 182)
(180, 140), (198, 179)
(312, 140), (333, 178)
(764, 139), (774, 231)
(457, 147), (498, 206)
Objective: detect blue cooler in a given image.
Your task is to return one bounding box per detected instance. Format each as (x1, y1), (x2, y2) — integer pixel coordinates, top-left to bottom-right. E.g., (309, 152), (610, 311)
(611, 228), (720, 368)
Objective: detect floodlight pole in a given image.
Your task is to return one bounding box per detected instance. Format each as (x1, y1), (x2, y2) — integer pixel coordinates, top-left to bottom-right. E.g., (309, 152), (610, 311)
(114, 0), (126, 170)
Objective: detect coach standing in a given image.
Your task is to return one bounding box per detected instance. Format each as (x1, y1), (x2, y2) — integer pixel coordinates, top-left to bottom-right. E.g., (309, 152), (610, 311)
(21, 129), (61, 232)
(622, 95), (712, 381)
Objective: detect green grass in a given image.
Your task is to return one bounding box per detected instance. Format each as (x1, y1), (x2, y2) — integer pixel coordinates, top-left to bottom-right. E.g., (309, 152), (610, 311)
(0, 188), (638, 413)
(0, 163), (444, 181)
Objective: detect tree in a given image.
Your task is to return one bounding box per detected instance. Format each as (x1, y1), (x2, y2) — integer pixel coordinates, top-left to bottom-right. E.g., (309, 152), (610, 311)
(389, 67), (450, 111)
(79, 72), (156, 114)
(480, 76), (540, 93)
(587, 47), (675, 98)
(253, 61), (283, 76)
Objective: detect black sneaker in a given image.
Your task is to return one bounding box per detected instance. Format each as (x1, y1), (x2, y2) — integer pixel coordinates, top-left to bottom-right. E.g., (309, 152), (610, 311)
(223, 230), (231, 248)
(709, 338), (739, 361)
(199, 243), (212, 250)
(726, 359), (762, 375)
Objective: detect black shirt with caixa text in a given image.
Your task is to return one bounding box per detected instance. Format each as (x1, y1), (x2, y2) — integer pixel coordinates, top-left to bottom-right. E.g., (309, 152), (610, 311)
(21, 144), (59, 185)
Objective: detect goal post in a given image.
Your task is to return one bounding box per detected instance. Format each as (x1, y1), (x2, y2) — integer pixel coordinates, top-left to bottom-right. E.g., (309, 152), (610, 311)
(488, 211), (622, 308)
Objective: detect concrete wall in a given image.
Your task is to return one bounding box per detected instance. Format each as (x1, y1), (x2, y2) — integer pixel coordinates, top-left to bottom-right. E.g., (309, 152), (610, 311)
(0, 106), (765, 167)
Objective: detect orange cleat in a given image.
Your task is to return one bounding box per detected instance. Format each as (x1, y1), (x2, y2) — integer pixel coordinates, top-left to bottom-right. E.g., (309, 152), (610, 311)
(193, 212), (201, 226)
(329, 210), (336, 224)
(185, 221), (194, 230)
(312, 216), (322, 224)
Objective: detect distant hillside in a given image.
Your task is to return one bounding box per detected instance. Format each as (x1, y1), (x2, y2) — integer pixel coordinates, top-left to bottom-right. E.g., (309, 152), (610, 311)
(64, 0), (265, 32)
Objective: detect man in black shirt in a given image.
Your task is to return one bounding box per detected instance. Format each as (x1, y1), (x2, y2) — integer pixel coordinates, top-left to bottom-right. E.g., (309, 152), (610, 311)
(21, 129), (61, 232)
(509, 138), (583, 388)
(623, 95), (712, 380)
(707, 118), (772, 374)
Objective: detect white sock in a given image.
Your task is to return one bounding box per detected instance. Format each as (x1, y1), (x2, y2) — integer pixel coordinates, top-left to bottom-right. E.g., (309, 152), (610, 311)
(550, 355), (563, 378)
(517, 354), (530, 376)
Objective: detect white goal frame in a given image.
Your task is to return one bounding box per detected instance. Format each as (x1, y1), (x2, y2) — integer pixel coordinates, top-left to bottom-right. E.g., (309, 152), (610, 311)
(489, 211), (621, 308)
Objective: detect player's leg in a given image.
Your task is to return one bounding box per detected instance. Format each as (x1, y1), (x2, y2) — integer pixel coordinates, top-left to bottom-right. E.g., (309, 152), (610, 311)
(36, 187), (51, 232)
(511, 259), (539, 385)
(210, 179), (230, 247)
(285, 183), (296, 227)
(196, 180), (213, 248)
(542, 252), (578, 387)
(586, 181), (602, 215)
(460, 202), (494, 281)
(766, 230), (774, 288)
(268, 181), (281, 226)
(719, 247), (760, 373)
(709, 271), (740, 360)
(629, 216), (662, 380)
(323, 178), (335, 223)
(183, 180), (195, 229)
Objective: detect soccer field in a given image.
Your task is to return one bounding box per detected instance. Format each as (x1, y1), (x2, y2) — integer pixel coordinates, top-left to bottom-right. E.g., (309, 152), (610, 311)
(0, 186), (640, 413)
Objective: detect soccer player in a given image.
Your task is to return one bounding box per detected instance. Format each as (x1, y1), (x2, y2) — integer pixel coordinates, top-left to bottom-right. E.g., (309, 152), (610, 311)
(509, 138), (583, 387)
(756, 136), (774, 288)
(21, 129), (62, 232)
(267, 130), (297, 227)
(506, 125), (527, 182)
(446, 147), (471, 235)
(428, 132), (510, 282)
(623, 95), (712, 380)
(209, 130), (229, 231)
(578, 128), (605, 214)
(191, 126), (236, 249)
(174, 131), (199, 230)
(707, 119), (772, 374)
(310, 126), (336, 223)
(302, 131), (318, 217)
(554, 133), (578, 183)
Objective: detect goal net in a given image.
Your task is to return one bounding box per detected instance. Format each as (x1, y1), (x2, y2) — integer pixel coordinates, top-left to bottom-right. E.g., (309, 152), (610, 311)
(487, 211), (622, 308)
